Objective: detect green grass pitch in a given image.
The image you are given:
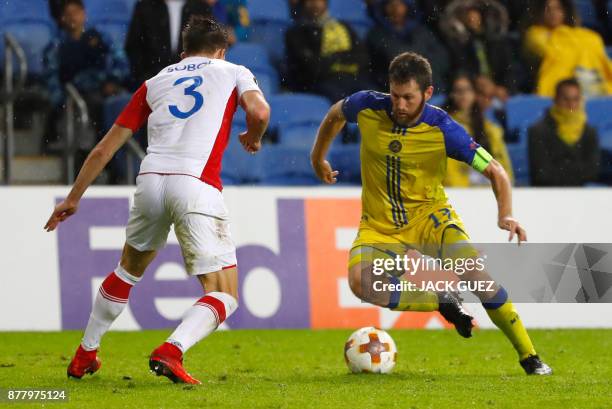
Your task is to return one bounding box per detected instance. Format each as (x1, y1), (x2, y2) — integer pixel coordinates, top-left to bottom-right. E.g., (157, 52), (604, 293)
(0, 329), (610, 408)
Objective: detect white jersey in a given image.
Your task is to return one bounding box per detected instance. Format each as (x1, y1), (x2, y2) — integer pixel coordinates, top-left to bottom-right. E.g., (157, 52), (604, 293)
(116, 56), (261, 190)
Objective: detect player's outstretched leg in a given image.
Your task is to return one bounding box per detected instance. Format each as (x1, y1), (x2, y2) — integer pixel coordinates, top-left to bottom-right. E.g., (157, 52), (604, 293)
(67, 244), (153, 379)
(482, 287), (552, 375)
(348, 247), (474, 338)
(149, 267), (238, 385)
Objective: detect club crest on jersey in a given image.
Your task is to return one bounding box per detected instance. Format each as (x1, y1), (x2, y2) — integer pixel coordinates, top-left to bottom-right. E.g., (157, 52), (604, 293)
(388, 140), (402, 153)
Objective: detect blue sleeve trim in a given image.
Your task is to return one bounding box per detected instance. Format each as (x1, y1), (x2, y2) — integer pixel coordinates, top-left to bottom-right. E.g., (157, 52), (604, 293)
(342, 90), (389, 123)
(482, 287), (509, 310)
(386, 276), (401, 309)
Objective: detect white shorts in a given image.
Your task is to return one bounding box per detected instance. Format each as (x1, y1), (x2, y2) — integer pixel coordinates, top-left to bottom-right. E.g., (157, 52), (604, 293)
(126, 174), (237, 275)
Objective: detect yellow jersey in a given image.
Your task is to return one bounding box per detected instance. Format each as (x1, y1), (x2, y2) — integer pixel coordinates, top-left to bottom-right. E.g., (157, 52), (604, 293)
(342, 90), (492, 234)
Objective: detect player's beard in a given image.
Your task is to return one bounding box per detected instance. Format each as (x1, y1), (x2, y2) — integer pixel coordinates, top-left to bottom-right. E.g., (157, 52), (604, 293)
(392, 95), (426, 127)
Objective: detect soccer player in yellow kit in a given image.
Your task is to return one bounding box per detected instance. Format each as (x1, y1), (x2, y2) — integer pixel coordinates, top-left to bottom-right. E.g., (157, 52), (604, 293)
(311, 52), (552, 375)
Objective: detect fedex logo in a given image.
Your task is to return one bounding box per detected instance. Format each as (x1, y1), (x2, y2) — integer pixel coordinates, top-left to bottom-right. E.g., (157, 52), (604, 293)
(57, 197), (445, 330)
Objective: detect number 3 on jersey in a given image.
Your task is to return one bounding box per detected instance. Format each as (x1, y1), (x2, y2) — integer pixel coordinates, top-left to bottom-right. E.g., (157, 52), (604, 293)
(169, 76), (204, 119)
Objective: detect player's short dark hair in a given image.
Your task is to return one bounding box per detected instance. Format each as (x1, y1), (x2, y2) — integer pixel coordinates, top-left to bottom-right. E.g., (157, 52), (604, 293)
(388, 52), (433, 91)
(555, 78), (581, 97)
(61, 0), (85, 12)
(182, 16), (229, 54)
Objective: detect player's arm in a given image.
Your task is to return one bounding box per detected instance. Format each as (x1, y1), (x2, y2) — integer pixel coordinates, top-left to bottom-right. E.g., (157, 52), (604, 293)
(482, 158), (527, 243)
(311, 100), (345, 184)
(239, 90), (270, 153)
(44, 125), (133, 232)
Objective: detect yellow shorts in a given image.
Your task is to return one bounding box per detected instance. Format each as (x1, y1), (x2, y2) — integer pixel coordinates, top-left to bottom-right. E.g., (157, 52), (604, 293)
(349, 202), (478, 269)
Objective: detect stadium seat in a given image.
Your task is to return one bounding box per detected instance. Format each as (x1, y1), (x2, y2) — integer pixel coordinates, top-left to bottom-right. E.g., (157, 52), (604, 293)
(258, 144), (319, 185)
(575, 0), (599, 30)
(428, 94), (446, 107)
(222, 130), (265, 184)
(270, 93), (330, 131)
(278, 124), (319, 148)
(226, 43), (279, 94)
(505, 95), (552, 186)
(2, 22), (55, 77)
(103, 93), (131, 129)
(586, 97), (612, 130)
(329, 143), (361, 184)
(0, 0), (55, 77)
(226, 43), (272, 71)
(253, 71), (278, 96)
(506, 95), (552, 132)
(0, 0), (54, 23)
(506, 143), (530, 186)
(84, 0), (132, 23)
(247, 0), (291, 63)
(93, 22), (129, 48)
(329, 0), (372, 38)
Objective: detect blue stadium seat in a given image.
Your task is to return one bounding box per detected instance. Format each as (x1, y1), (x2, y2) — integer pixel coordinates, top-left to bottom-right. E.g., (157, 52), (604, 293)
(506, 144), (530, 186)
(428, 94), (446, 107)
(94, 22), (129, 48)
(85, 0), (132, 23)
(226, 43), (272, 72)
(247, 0), (291, 63)
(586, 97), (612, 130)
(506, 95), (552, 132)
(329, 0), (372, 38)
(226, 43), (279, 94)
(0, 0), (55, 77)
(505, 95), (552, 185)
(253, 71), (278, 96)
(248, 0), (291, 22)
(2, 22), (55, 77)
(329, 143), (361, 184)
(0, 0), (53, 23)
(103, 93), (131, 128)
(258, 144), (319, 185)
(575, 0), (599, 30)
(278, 124), (319, 148)
(222, 129), (265, 184)
(270, 93), (330, 132)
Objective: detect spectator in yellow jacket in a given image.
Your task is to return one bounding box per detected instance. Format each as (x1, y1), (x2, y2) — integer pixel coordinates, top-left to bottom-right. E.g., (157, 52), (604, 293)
(524, 0), (612, 96)
(443, 74), (514, 187)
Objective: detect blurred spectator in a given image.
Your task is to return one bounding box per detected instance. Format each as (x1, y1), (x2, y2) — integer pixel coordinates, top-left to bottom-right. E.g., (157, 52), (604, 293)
(48, 0), (64, 27)
(366, 0), (450, 92)
(219, 0), (250, 42)
(498, 0), (531, 32)
(43, 0), (128, 145)
(528, 78), (600, 186)
(443, 73), (514, 187)
(416, 0), (451, 33)
(125, 0), (213, 89)
(524, 0), (612, 96)
(594, 0), (612, 45)
(440, 0), (517, 100)
(285, 0), (371, 101)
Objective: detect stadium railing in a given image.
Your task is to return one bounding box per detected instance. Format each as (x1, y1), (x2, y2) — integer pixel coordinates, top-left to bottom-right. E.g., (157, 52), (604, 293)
(1, 33), (28, 185)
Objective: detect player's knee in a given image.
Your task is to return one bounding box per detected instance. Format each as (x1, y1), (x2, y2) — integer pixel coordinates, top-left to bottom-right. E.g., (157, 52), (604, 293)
(348, 266), (363, 298)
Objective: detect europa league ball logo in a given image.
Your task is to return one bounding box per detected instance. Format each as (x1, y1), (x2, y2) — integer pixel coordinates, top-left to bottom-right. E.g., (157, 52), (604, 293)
(389, 140), (402, 153)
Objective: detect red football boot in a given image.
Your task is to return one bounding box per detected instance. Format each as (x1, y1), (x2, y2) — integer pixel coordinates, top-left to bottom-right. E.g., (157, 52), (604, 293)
(67, 345), (101, 379)
(149, 343), (201, 384)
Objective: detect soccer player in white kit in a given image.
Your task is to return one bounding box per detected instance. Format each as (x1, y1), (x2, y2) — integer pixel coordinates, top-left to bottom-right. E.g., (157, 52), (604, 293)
(44, 17), (270, 384)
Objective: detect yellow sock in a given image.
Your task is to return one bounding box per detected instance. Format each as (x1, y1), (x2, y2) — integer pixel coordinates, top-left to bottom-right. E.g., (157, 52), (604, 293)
(388, 277), (439, 312)
(484, 288), (536, 360)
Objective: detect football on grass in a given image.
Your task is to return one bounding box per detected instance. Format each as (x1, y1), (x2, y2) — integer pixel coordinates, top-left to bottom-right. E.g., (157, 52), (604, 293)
(344, 327), (397, 374)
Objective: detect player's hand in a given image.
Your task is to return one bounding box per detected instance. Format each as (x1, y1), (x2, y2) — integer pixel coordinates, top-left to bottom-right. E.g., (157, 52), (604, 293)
(44, 199), (79, 232)
(239, 131), (261, 154)
(498, 216), (527, 244)
(312, 159), (339, 184)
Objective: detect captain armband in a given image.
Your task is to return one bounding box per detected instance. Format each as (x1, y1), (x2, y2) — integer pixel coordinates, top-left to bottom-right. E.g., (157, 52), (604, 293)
(470, 147), (493, 173)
